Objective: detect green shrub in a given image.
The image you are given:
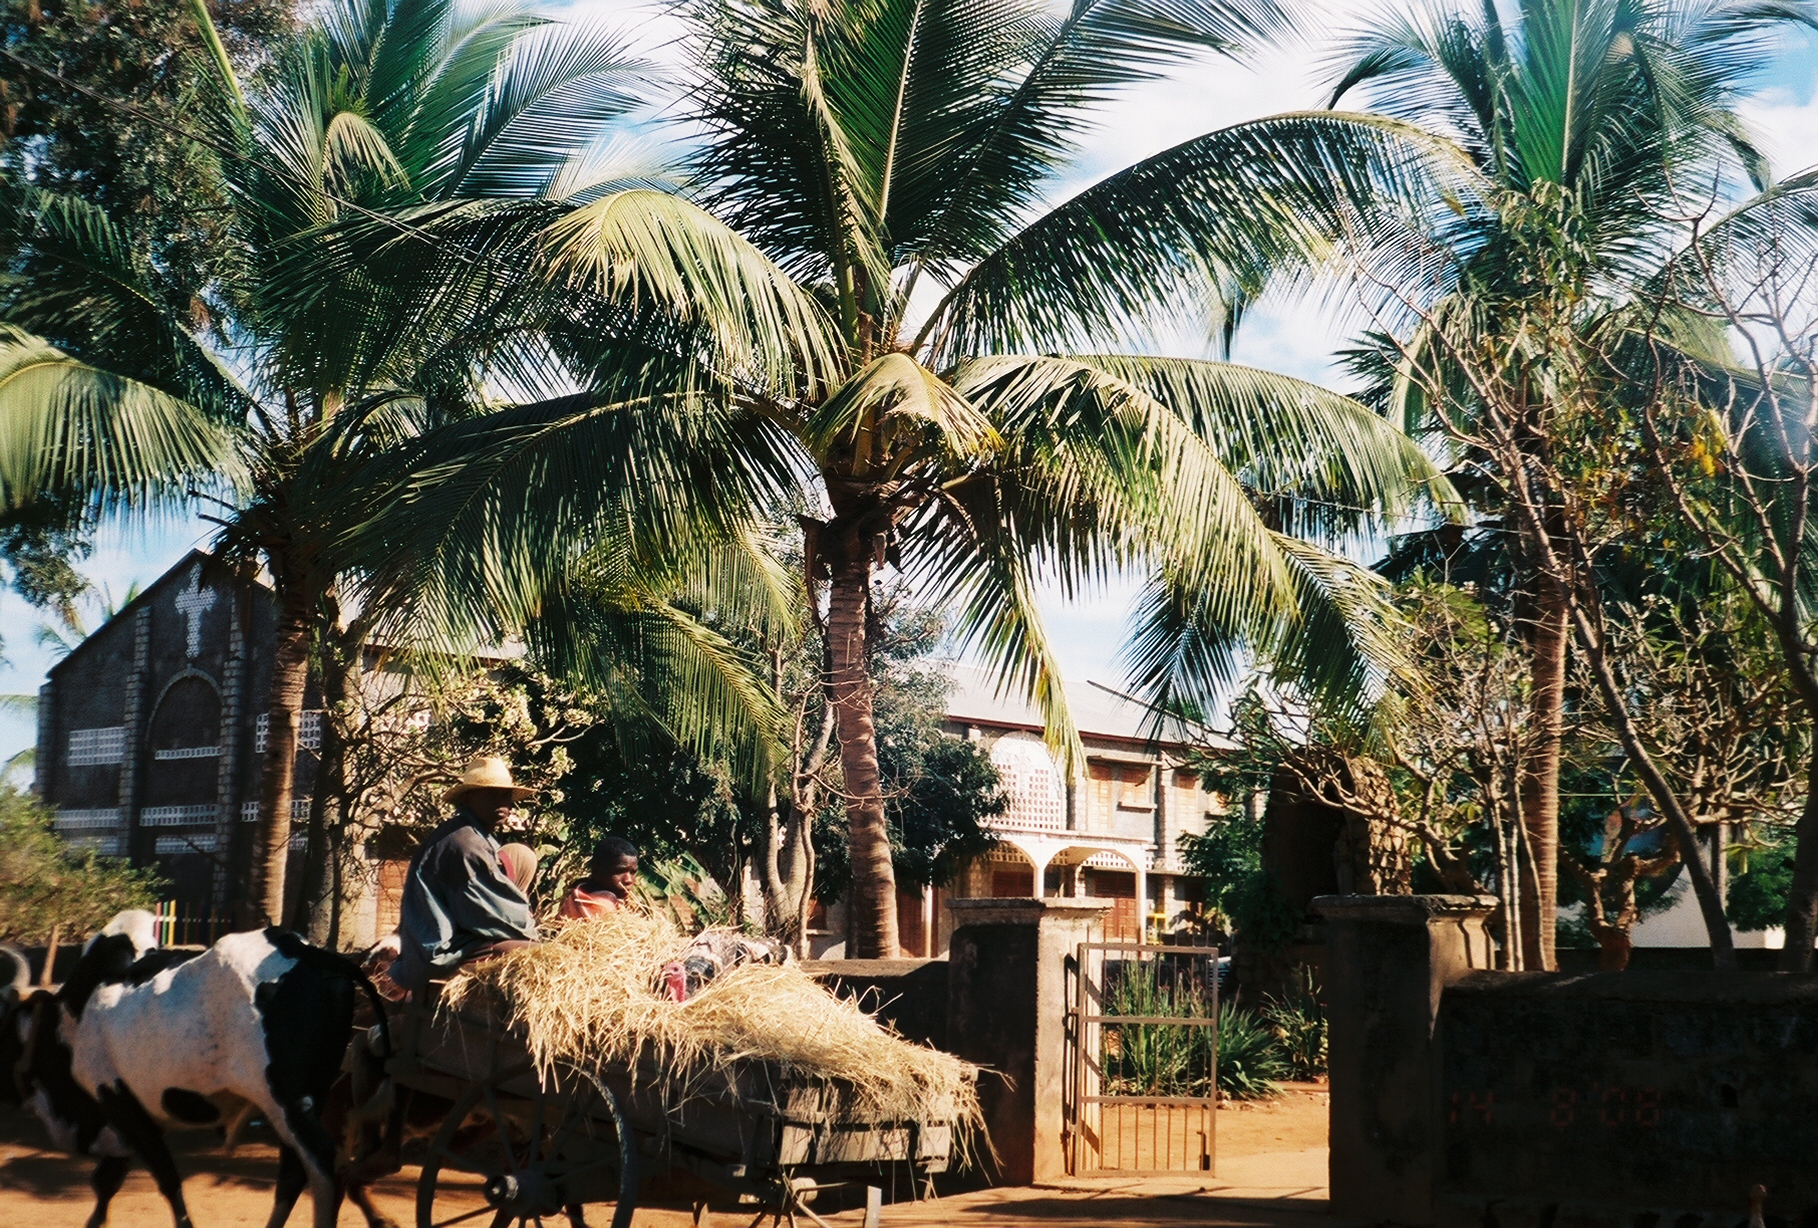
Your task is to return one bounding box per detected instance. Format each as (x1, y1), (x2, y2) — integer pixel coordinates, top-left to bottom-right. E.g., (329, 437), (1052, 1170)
(0, 788), (162, 945)
(1217, 1004), (1290, 1100)
(1260, 966), (1327, 1080)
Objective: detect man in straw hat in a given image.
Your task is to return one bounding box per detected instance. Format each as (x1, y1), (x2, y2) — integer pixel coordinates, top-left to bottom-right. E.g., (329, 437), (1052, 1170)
(389, 754), (541, 992)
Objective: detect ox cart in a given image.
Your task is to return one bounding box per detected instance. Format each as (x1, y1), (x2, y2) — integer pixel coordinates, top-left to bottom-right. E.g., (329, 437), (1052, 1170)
(381, 987), (963, 1228)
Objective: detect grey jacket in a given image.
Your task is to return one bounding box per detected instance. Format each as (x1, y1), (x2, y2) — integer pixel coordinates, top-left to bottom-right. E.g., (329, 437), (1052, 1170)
(391, 809), (538, 990)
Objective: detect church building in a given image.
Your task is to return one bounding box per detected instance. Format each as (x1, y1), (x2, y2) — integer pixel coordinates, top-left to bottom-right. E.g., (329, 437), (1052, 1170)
(32, 550), (319, 918)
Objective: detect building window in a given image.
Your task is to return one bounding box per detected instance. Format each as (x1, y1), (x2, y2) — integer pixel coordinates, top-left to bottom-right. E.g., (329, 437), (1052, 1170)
(153, 745), (221, 761)
(67, 726), (126, 767)
(1115, 764), (1155, 811)
(991, 868), (1035, 896)
(240, 799), (313, 821)
(154, 835), (218, 855)
(254, 710), (323, 753)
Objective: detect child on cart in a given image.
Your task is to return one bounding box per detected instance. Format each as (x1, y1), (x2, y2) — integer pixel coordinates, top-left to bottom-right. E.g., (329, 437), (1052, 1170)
(559, 837), (640, 919)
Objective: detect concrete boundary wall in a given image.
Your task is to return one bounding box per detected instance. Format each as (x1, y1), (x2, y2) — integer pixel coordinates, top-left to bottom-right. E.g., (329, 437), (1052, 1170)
(1318, 894), (1818, 1228)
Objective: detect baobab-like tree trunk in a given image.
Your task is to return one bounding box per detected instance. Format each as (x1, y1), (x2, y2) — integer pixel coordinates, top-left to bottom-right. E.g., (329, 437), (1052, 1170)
(250, 575), (311, 928)
(1780, 766), (1818, 969)
(1518, 575), (1568, 972)
(826, 541), (898, 959)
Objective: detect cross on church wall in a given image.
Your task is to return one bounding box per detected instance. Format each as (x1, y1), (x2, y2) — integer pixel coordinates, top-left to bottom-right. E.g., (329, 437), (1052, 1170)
(174, 563), (218, 659)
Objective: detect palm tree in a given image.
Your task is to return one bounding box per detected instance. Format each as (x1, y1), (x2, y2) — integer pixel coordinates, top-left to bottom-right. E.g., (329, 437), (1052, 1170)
(0, 0), (659, 926)
(343, 0), (1456, 957)
(1327, 0), (1818, 969)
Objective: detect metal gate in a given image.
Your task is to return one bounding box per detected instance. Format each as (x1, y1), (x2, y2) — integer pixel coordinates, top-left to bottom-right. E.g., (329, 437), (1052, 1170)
(1065, 940), (1219, 1175)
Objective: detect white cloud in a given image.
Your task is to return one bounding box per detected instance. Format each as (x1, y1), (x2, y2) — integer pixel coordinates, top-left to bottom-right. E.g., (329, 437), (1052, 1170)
(1739, 88), (1818, 180)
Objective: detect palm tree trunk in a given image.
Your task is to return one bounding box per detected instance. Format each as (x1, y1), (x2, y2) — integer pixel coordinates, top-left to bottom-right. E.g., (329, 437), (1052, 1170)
(250, 577), (311, 928)
(1518, 574), (1568, 972)
(826, 544), (898, 959)
(297, 620), (357, 945)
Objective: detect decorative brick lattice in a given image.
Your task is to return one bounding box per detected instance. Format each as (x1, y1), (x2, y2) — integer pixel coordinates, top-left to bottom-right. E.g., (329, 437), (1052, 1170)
(140, 804), (220, 826)
(240, 798), (312, 822)
(254, 710), (322, 754)
(987, 734), (1066, 831)
(67, 727), (126, 766)
(154, 834), (217, 855)
(54, 808), (122, 831)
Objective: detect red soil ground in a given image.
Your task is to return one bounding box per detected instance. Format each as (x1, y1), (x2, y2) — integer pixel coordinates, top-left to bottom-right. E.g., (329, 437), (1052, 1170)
(0, 1084), (1330, 1226)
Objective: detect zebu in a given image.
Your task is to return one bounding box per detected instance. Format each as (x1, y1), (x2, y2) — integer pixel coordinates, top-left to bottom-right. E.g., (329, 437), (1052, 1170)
(0, 920), (389, 1228)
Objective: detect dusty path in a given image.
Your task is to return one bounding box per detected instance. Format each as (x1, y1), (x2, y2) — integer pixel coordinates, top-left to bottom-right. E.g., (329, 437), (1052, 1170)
(0, 1086), (1330, 1227)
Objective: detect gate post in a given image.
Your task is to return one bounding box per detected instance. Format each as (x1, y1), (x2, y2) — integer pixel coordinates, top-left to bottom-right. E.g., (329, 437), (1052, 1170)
(1313, 894), (1497, 1225)
(945, 897), (1110, 1185)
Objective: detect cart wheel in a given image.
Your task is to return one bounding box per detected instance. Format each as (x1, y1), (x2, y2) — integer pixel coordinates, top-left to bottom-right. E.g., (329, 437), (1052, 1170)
(417, 1061), (639, 1228)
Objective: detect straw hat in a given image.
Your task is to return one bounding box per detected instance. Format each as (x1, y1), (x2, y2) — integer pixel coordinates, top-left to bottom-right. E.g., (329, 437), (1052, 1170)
(442, 754), (536, 805)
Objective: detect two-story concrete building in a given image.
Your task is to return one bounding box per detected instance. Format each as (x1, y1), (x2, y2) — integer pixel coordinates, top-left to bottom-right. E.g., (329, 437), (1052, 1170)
(939, 664), (1231, 942)
(811, 664), (1230, 958)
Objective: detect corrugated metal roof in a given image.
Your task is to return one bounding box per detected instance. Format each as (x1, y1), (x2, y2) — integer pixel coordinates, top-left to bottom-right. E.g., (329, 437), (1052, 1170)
(942, 662), (1239, 752)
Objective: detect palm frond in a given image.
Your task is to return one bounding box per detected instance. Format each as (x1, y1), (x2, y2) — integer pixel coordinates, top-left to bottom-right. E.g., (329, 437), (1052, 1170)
(803, 353), (1001, 468)
(442, 23), (651, 199)
(0, 325), (237, 510)
(339, 387), (796, 662)
(0, 185), (249, 419)
(921, 112), (1477, 360)
(909, 492), (1086, 769)
(531, 534), (793, 784)
(1080, 353), (1459, 525)
(1123, 531), (1406, 722)
(540, 190), (841, 392)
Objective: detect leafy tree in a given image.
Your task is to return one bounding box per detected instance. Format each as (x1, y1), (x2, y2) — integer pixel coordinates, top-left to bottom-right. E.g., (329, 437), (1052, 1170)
(0, 492), (91, 634)
(1729, 838), (1795, 933)
(810, 656), (1006, 907)
(345, 0), (1453, 955)
(1, 0), (294, 293)
(1329, 0), (1818, 968)
(0, 0), (743, 930)
(1616, 181), (1818, 964)
(0, 786), (162, 945)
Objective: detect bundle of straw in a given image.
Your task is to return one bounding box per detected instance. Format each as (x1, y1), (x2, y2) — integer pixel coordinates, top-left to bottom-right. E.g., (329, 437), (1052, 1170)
(443, 911), (980, 1130)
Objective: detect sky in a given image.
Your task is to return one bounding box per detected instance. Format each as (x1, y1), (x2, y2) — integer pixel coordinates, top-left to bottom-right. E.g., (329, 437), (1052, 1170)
(3, 1), (1815, 771)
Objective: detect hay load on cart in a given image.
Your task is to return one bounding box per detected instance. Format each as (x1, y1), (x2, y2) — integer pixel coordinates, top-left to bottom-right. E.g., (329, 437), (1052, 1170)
(391, 911), (980, 1227)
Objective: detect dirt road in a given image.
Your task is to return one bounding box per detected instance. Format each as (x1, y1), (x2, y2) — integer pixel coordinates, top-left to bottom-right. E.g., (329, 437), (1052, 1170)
(0, 1086), (1330, 1227)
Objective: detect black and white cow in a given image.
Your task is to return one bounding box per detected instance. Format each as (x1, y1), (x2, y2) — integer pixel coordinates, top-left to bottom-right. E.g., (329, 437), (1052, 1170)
(0, 919), (390, 1228)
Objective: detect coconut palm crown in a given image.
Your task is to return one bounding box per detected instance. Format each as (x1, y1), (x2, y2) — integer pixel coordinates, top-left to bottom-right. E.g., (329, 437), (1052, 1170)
(0, 0), (708, 928)
(1325, 0), (1818, 970)
(339, 0), (1464, 956)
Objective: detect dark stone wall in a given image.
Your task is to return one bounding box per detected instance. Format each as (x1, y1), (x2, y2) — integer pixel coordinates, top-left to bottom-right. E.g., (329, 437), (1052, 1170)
(1321, 894), (1818, 1228)
(946, 917), (1039, 1185)
(44, 610), (135, 810)
(805, 958), (949, 1050)
(1438, 971), (1818, 1225)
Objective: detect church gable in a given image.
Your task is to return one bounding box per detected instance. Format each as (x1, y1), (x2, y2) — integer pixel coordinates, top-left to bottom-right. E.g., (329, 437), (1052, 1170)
(38, 550), (283, 907)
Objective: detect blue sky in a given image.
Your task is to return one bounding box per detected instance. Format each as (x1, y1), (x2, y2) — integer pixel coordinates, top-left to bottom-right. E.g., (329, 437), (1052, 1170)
(4, 0), (1815, 770)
